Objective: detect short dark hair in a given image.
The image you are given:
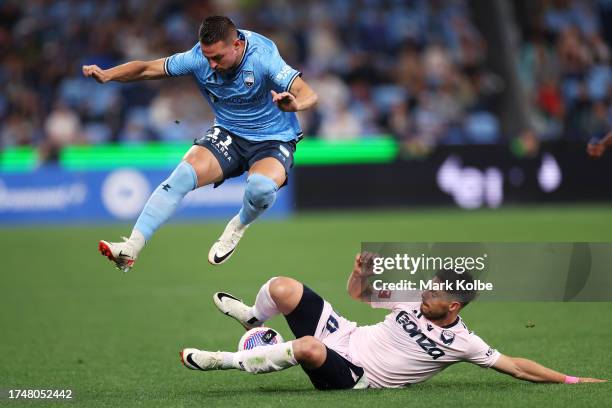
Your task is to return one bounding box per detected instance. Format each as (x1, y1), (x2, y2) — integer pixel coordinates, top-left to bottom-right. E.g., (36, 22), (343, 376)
(199, 16), (237, 45)
(434, 269), (477, 308)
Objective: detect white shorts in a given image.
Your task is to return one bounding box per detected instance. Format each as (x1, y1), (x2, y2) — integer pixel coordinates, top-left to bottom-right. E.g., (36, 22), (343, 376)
(312, 300), (358, 363)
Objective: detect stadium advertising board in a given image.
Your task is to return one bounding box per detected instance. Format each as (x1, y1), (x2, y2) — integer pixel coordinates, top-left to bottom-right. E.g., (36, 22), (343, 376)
(0, 167), (293, 224)
(296, 143), (612, 209)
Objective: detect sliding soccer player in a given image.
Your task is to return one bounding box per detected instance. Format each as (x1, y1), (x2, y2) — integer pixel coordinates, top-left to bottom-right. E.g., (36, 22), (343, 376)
(180, 253), (605, 389)
(84, 16), (317, 271)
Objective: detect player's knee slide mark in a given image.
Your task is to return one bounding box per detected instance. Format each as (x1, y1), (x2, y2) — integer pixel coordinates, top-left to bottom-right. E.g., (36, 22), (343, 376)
(239, 174), (278, 225)
(134, 161), (197, 240)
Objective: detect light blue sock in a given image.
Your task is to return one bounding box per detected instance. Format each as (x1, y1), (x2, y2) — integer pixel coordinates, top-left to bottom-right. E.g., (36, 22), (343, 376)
(238, 174), (278, 225)
(134, 161), (197, 241)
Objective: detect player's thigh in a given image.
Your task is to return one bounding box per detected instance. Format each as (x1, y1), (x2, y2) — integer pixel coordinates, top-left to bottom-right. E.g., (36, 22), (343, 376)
(302, 346), (366, 390)
(269, 277), (304, 314)
(182, 145), (224, 187)
(284, 285), (325, 338)
(249, 157), (286, 187)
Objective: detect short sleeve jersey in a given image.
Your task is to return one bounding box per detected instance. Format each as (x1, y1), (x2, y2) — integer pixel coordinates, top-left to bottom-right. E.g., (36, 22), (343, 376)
(164, 30), (302, 142)
(348, 300), (501, 388)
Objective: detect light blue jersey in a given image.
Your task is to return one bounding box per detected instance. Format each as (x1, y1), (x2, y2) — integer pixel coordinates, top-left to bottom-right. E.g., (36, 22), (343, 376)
(164, 30), (303, 142)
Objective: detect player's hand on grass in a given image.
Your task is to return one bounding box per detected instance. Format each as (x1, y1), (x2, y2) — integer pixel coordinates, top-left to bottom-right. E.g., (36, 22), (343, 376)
(271, 90), (299, 112)
(578, 377), (607, 383)
(82, 65), (110, 84)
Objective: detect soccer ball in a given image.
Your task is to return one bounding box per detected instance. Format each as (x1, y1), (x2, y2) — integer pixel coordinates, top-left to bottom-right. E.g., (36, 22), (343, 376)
(237, 327), (284, 351)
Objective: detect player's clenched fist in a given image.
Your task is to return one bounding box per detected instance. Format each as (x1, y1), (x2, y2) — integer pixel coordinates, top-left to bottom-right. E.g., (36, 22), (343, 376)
(271, 90), (299, 112)
(82, 64), (110, 84)
(352, 252), (378, 278)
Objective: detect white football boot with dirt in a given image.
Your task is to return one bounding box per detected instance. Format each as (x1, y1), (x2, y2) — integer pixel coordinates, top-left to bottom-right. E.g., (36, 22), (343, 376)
(98, 237), (138, 273)
(180, 348), (225, 371)
(213, 292), (262, 330)
(208, 215), (249, 265)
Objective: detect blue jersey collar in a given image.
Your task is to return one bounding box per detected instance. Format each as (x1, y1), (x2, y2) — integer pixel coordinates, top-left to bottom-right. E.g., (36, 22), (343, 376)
(235, 30), (249, 72)
(219, 30), (248, 79)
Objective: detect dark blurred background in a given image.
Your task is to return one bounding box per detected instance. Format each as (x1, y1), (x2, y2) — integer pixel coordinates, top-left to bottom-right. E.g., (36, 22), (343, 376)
(1, 0), (612, 219)
(1, 0), (610, 155)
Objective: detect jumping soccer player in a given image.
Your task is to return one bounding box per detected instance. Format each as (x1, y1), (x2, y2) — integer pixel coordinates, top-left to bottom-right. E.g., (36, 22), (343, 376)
(83, 16), (317, 271)
(180, 253), (605, 389)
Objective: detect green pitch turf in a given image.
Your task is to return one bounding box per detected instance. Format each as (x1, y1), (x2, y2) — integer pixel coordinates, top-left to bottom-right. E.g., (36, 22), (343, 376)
(1, 205), (611, 407)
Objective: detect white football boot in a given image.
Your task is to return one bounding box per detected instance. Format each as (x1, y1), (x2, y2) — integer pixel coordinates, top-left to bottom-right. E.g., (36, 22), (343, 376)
(180, 348), (224, 371)
(213, 292), (262, 330)
(98, 237), (138, 272)
(208, 215), (249, 265)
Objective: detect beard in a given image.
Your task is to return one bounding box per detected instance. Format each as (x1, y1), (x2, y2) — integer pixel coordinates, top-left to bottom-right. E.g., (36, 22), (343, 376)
(420, 304), (449, 320)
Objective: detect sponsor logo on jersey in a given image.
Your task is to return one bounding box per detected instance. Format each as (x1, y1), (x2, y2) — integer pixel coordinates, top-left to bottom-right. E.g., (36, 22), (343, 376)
(211, 91), (268, 106)
(275, 65), (293, 82)
(396, 311), (445, 360)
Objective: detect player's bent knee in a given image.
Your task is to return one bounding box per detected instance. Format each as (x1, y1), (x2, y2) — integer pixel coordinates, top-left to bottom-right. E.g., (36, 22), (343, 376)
(244, 173), (278, 210)
(269, 277), (302, 303)
(293, 336), (326, 366)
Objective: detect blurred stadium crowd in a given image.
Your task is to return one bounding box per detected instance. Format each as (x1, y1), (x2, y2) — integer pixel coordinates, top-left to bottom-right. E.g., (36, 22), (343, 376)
(518, 0), (612, 142)
(0, 0), (611, 160)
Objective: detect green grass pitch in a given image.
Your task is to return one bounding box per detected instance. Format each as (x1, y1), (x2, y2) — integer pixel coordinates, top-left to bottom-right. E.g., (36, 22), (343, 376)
(1, 205), (611, 407)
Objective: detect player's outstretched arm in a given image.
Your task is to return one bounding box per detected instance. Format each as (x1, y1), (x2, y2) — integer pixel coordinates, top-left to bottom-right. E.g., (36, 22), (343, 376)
(82, 58), (167, 84)
(587, 131), (612, 158)
(347, 252), (376, 301)
(271, 76), (318, 112)
(492, 354), (606, 383)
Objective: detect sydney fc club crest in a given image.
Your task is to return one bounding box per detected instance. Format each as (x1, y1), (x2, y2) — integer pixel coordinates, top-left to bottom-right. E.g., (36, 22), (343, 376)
(243, 70), (255, 88)
(441, 330), (455, 345)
